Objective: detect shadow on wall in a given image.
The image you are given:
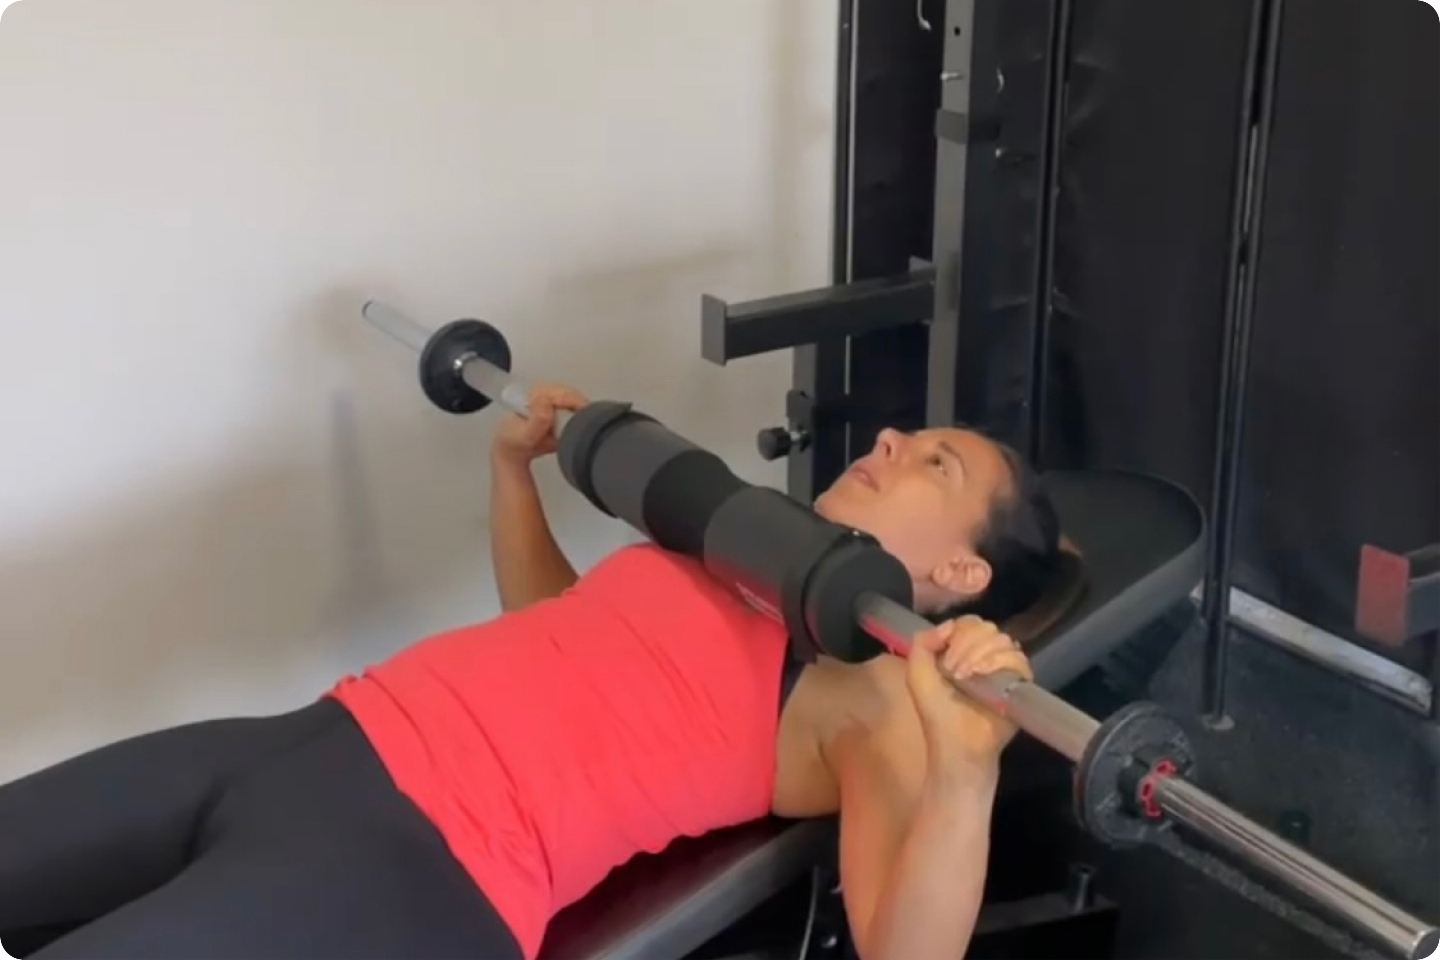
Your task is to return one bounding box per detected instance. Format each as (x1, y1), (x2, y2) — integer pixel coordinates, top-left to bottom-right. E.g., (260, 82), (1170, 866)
(0, 244), (791, 781)
(523, 247), (791, 466)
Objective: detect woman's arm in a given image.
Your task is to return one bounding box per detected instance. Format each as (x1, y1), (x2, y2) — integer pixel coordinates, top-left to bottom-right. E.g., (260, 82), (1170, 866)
(488, 457), (578, 612)
(487, 383), (588, 612)
(829, 711), (997, 960)
(826, 617), (1030, 960)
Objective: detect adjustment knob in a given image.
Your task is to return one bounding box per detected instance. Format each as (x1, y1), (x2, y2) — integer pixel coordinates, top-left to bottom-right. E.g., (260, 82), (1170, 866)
(757, 426), (809, 461)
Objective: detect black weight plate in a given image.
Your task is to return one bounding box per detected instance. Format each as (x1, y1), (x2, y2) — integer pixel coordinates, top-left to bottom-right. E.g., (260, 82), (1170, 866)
(1074, 700), (1196, 848)
(418, 319), (513, 415)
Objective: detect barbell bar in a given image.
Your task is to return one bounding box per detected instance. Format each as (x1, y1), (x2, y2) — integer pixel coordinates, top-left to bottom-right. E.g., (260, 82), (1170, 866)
(362, 300), (1438, 960)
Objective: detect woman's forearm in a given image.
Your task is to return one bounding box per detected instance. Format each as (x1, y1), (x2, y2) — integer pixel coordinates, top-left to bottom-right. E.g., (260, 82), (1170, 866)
(861, 759), (998, 960)
(488, 456), (578, 611)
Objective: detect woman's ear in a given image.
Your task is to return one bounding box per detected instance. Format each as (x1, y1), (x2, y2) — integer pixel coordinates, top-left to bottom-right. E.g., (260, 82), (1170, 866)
(956, 556), (993, 598)
(932, 553), (992, 601)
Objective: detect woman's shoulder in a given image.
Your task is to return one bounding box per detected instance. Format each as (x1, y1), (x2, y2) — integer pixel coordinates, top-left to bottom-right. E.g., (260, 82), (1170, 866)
(772, 654), (915, 817)
(785, 654), (912, 755)
(577, 541), (779, 627)
(579, 540), (705, 587)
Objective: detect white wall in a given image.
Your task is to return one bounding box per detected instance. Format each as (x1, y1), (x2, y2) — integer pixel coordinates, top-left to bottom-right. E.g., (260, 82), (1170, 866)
(0, 0), (837, 781)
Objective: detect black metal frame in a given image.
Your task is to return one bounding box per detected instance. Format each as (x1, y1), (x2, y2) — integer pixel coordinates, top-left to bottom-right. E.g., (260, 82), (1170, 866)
(786, 0), (857, 505)
(721, 0), (1430, 722)
(702, 0), (944, 504)
(923, 0), (978, 428)
(1198, 0), (1286, 725)
(967, 863), (1119, 960)
(837, 1), (944, 484)
(783, 0), (939, 504)
(690, 0), (1440, 956)
(694, 0), (1440, 955)
(1025, 0), (1073, 465)
(805, 0), (1062, 479)
(701, 272), (934, 368)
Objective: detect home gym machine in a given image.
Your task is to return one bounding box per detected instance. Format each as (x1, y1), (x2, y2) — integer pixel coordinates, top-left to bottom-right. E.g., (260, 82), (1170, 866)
(360, 0), (1435, 955)
(360, 300), (1439, 960)
(689, 0), (1436, 956)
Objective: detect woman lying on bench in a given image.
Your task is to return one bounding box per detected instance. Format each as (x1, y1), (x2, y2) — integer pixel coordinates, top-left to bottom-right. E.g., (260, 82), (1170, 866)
(0, 385), (1063, 960)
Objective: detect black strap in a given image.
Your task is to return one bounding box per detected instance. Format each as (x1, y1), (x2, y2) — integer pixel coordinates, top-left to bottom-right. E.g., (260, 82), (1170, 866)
(778, 647), (806, 715)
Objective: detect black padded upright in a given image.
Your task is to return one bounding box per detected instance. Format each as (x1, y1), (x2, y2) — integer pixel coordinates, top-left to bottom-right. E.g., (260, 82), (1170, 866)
(537, 471), (1205, 960)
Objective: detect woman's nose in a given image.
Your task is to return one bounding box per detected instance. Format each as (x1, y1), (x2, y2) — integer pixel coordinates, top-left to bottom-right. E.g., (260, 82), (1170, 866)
(874, 428), (902, 461)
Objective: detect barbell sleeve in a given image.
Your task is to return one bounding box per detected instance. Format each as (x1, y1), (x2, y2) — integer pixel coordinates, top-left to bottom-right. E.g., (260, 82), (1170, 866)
(853, 591), (1437, 960)
(463, 358), (560, 432)
(1155, 777), (1439, 960)
(362, 299), (432, 354)
(362, 300), (570, 433)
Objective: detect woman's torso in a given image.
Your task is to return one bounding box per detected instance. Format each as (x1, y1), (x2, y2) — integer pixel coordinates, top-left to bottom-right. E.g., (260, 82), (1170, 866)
(327, 543), (792, 960)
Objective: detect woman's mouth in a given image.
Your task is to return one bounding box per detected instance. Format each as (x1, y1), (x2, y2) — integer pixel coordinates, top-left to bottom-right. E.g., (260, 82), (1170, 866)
(847, 464), (878, 490)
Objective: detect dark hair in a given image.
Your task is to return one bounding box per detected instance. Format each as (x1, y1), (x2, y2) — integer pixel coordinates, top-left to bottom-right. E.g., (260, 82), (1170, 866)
(932, 439), (1063, 626)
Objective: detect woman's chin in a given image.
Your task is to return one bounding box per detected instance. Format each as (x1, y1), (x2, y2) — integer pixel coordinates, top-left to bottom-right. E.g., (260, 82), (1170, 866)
(812, 489), (855, 525)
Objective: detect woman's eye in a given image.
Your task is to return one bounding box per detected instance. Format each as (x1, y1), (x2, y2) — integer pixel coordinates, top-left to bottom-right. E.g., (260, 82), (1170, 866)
(927, 454), (946, 474)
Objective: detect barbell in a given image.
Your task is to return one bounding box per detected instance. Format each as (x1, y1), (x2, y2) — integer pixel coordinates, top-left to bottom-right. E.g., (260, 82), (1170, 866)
(362, 300), (1438, 960)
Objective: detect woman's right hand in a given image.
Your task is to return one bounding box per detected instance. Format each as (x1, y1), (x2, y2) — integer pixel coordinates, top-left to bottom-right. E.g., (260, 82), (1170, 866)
(490, 383), (589, 469)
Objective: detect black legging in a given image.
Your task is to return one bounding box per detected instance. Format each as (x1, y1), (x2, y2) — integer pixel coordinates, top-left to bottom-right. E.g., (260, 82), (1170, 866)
(0, 699), (522, 960)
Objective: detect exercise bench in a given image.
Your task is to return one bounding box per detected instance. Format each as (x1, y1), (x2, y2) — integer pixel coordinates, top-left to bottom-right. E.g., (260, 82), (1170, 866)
(537, 469), (1207, 960)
